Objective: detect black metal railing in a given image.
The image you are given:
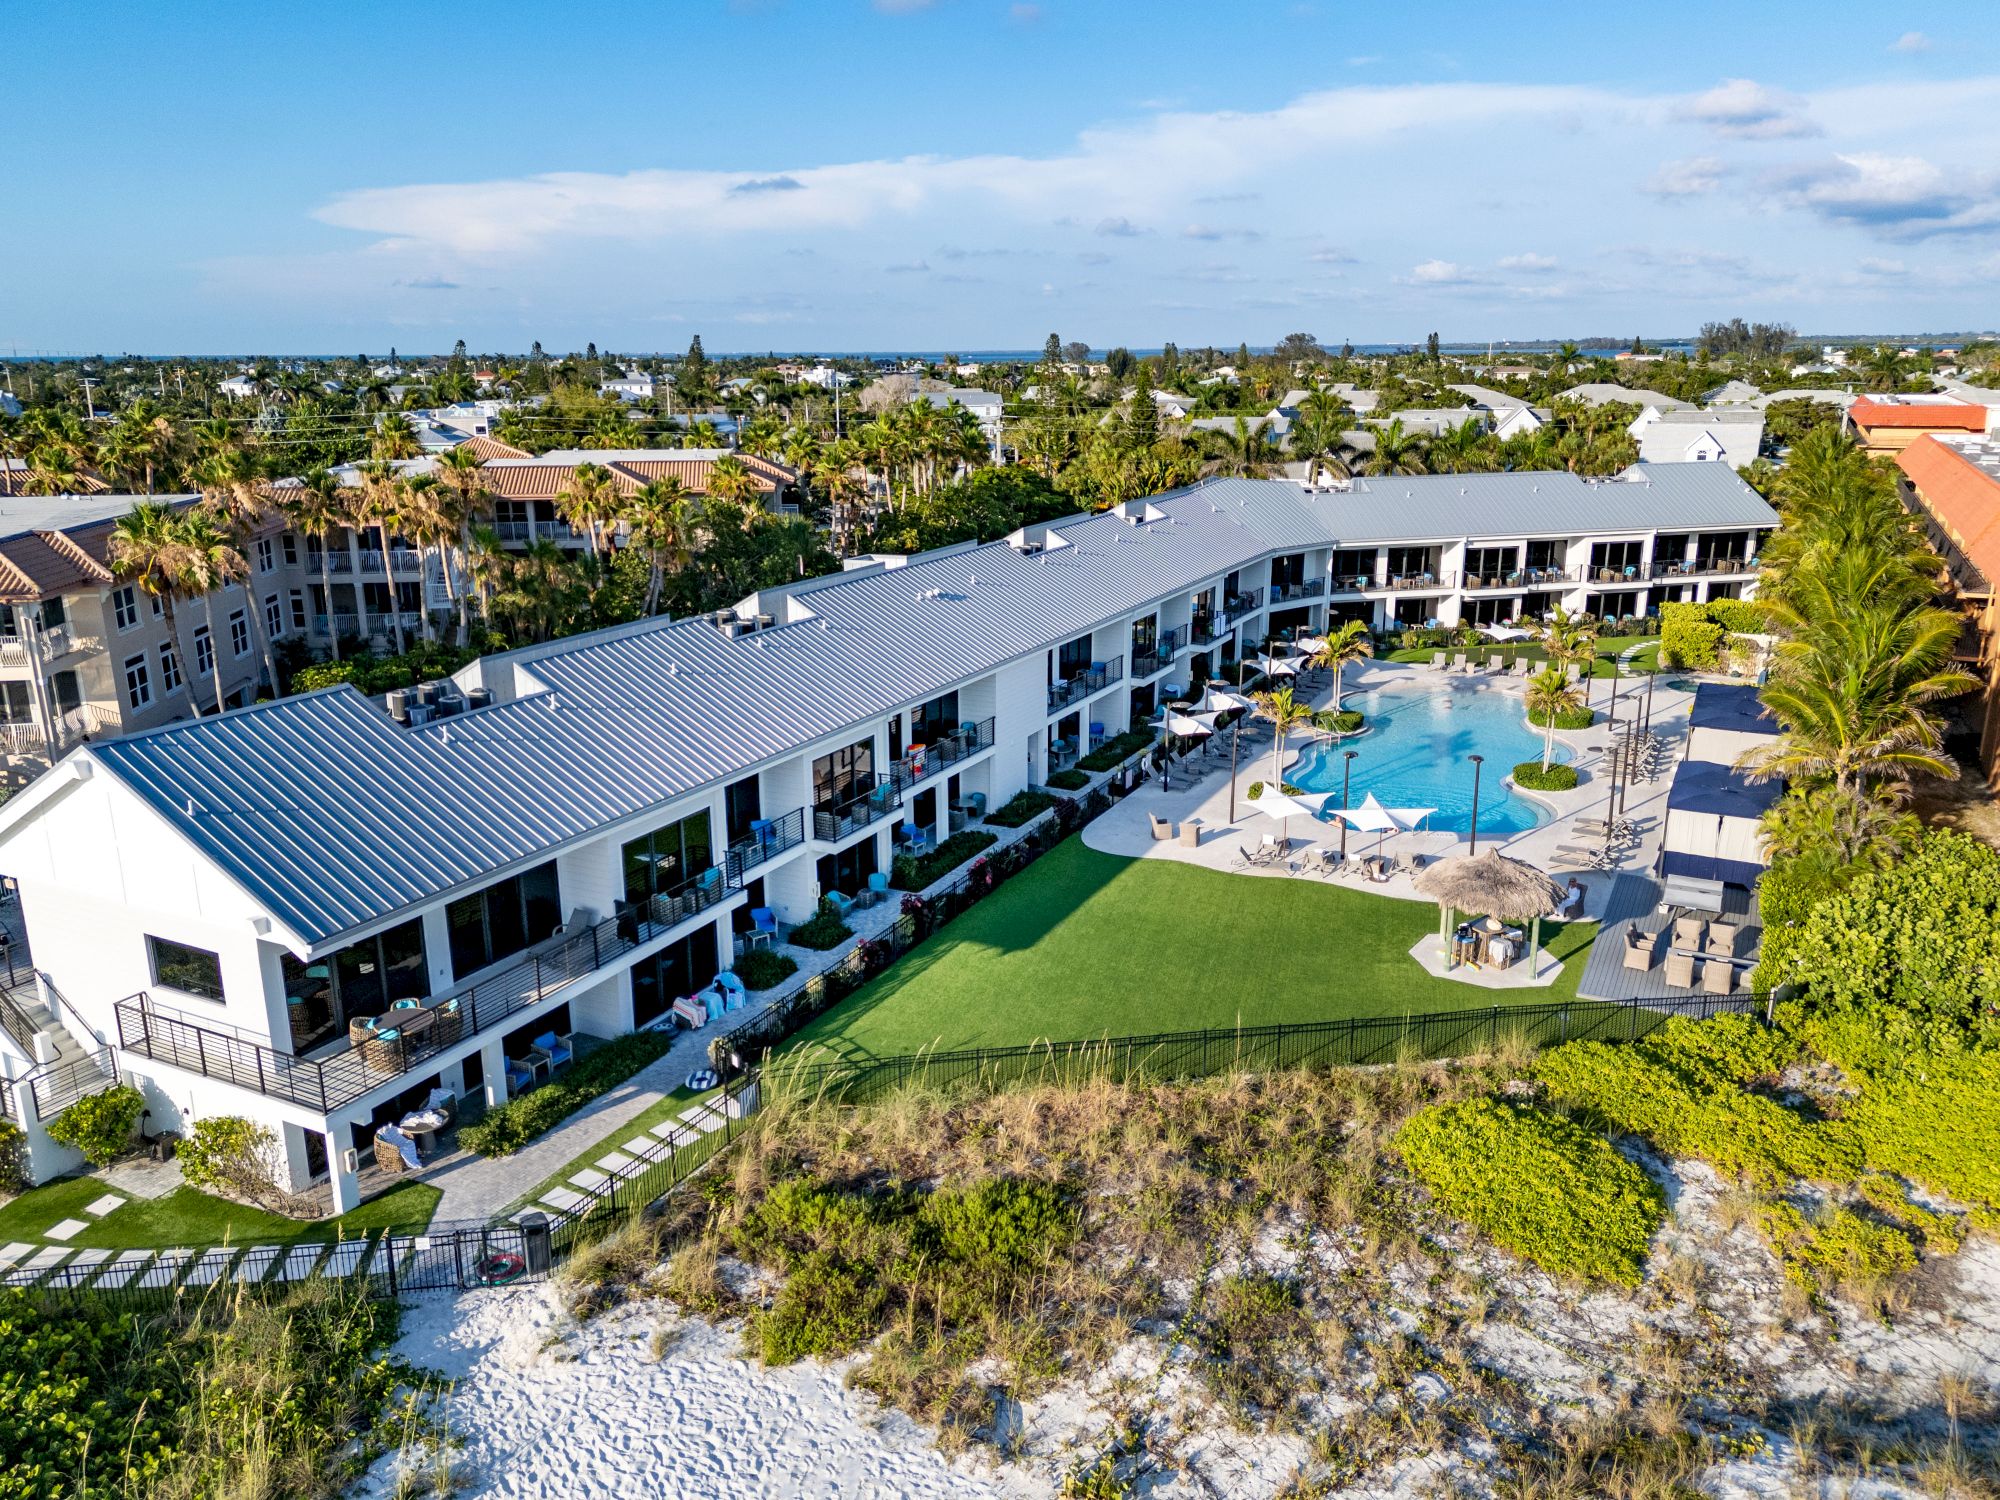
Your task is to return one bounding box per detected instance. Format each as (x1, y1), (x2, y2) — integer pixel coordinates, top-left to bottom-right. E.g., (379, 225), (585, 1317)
(1273, 580), (1327, 602)
(1188, 617), (1222, 648)
(813, 775), (903, 842)
(723, 806), (806, 885)
(1159, 625), (1189, 656)
(889, 717), (996, 789)
(1131, 649), (1163, 679)
(1226, 587), (1263, 613)
(1047, 657), (1121, 713)
(24, 1047), (117, 1118)
(0, 984), (38, 1057)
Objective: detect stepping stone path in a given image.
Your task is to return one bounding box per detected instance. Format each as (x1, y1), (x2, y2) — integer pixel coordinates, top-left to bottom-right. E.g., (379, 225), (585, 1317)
(93, 1251), (154, 1289)
(519, 1094), (732, 1222)
(0, 1243), (32, 1270)
(83, 1193), (126, 1218)
(45, 1218), (89, 1242)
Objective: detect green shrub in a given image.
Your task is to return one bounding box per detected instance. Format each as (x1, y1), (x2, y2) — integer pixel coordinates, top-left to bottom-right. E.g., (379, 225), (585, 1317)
(891, 830), (998, 891)
(1396, 1096), (1665, 1285)
(919, 1179), (1077, 1268)
(288, 637), (500, 697)
(1045, 768), (1090, 790)
(0, 1120), (26, 1194)
(1840, 1051), (2000, 1221)
(1780, 831), (2000, 1065)
(1078, 729), (1155, 773)
(756, 1250), (888, 1364)
(462, 1030), (675, 1156)
(1511, 760), (1578, 791)
(786, 898), (854, 950)
(1758, 1201), (1917, 1307)
(177, 1115), (288, 1211)
(986, 790), (1061, 828)
(1658, 600), (1725, 669)
(47, 1084), (146, 1167)
(1527, 703), (1594, 730)
(1328, 709), (1365, 734)
(734, 948), (797, 991)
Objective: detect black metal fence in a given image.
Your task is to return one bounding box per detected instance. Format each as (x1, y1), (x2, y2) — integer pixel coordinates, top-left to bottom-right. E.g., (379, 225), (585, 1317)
(766, 993), (1766, 1108)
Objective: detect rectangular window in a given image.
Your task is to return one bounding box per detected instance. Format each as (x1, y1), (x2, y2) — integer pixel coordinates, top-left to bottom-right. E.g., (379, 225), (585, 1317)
(255, 538), (274, 573)
(281, 916), (428, 1048)
(193, 627), (214, 676)
(148, 935), (224, 1001)
(41, 596), (66, 630)
(111, 586), (139, 630)
(289, 590), (307, 630)
(0, 681), (30, 724)
(159, 643), (182, 693)
(150, 595), (163, 619)
(264, 593), (282, 639)
(229, 610), (249, 658)
(812, 739), (874, 809)
(446, 860), (562, 980)
(621, 811), (713, 905)
(911, 691), (960, 747)
(282, 534), (298, 566)
(123, 653), (151, 709)
(50, 671), (79, 715)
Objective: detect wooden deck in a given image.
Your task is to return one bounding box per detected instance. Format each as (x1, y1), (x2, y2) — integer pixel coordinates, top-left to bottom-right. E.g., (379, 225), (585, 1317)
(1577, 873), (1763, 1004)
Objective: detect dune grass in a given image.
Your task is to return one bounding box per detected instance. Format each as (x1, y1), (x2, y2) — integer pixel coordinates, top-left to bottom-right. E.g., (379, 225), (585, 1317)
(790, 838), (1596, 1060)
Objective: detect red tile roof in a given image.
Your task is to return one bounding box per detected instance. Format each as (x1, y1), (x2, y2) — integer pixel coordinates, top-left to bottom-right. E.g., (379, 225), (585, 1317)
(1851, 397), (1987, 432)
(1898, 435), (2000, 589)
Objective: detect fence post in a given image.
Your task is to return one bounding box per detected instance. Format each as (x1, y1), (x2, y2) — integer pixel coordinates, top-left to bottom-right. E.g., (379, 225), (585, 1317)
(385, 1234), (399, 1299)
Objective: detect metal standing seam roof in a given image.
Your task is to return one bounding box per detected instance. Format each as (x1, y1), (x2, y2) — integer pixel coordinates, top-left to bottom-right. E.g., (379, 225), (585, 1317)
(65, 465), (1772, 950)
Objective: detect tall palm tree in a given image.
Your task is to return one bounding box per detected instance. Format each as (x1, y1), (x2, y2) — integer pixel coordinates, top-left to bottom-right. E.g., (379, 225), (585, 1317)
(177, 507), (252, 712)
(1530, 604), (1597, 684)
(283, 468), (347, 661)
(194, 470), (283, 695)
(1362, 418), (1430, 477)
(353, 460), (410, 654)
(1308, 618), (1374, 709)
(1201, 415), (1277, 478)
(623, 479), (698, 616)
(1524, 667), (1582, 771)
(706, 454), (762, 508)
(371, 413), (422, 461)
(555, 463), (622, 559)
(109, 502), (203, 712)
(432, 445), (492, 644)
(1427, 418), (1495, 474)
(1250, 684), (1331, 788)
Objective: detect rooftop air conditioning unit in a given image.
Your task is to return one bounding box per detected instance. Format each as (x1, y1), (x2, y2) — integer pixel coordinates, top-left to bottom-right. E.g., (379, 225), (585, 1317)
(407, 703), (434, 727)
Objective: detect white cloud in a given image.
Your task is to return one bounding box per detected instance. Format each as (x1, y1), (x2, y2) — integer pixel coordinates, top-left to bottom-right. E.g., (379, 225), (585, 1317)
(1678, 78), (1818, 139)
(1644, 155), (1729, 197)
(1182, 223), (1263, 241)
(1497, 252), (1556, 271)
(1890, 31), (1931, 53)
(1858, 256), (1907, 275)
(1405, 259), (1479, 285)
(1095, 216), (1146, 237)
(1771, 152), (2000, 239)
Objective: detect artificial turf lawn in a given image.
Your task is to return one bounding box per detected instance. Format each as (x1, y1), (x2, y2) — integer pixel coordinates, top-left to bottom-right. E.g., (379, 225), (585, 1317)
(1385, 633), (1655, 678)
(0, 1174), (439, 1250)
(507, 1083), (702, 1215)
(789, 838), (1598, 1059)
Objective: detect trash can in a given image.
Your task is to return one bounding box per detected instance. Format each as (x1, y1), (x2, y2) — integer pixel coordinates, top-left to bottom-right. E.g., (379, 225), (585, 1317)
(520, 1211), (552, 1276)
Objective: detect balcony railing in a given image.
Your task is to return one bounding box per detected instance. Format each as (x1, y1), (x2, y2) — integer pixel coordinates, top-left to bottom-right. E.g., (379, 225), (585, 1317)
(321, 549), (424, 576)
(114, 875), (737, 1111)
(1271, 580), (1327, 602)
(813, 775), (903, 842)
(1131, 648), (1163, 679)
(888, 717), (996, 789)
(722, 806), (806, 884)
(493, 520), (582, 546)
(1188, 616), (1227, 649)
(0, 628), (101, 668)
(1225, 587), (1263, 613)
(1047, 657), (1122, 714)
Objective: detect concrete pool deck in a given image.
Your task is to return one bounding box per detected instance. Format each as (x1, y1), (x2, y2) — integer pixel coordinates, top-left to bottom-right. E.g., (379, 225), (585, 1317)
(1080, 660), (1699, 924)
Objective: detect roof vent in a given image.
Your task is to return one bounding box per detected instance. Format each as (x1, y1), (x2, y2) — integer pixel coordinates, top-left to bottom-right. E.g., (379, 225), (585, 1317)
(966, 573), (977, 587)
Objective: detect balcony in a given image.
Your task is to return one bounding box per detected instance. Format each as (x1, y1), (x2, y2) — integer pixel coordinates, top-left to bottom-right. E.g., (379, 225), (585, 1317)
(320, 549), (425, 576)
(493, 520), (581, 546)
(0, 627), (101, 669)
(1271, 580), (1327, 603)
(722, 806), (806, 884)
(813, 774), (903, 842)
(887, 717), (996, 789)
(1225, 587), (1263, 613)
(1382, 572), (1456, 592)
(1047, 657), (1122, 714)
(1131, 648), (1163, 679)
(115, 892), (718, 1112)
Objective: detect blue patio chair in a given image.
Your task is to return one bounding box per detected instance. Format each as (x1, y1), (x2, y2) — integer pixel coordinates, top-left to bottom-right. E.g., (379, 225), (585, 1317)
(751, 906), (779, 944)
(903, 823), (932, 855)
(533, 1030), (573, 1070)
(824, 890), (856, 918)
(1089, 720), (1105, 743)
(505, 1055), (537, 1094)
(964, 791), (987, 817)
(715, 971), (747, 1008)
(868, 871), (891, 904)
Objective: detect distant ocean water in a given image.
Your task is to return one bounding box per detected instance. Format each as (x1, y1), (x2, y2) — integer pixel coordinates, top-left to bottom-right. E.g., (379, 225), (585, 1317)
(742, 342), (1699, 363)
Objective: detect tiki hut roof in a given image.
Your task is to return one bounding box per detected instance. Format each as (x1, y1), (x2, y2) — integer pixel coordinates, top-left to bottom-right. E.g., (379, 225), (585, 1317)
(1413, 848), (1565, 922)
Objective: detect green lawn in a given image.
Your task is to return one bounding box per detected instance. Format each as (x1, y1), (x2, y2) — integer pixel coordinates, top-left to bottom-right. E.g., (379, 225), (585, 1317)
(506, 1084), (703, 1216)
(0, 1175), (439, 1251)
(1385, 633), (1655, 679)
(788, 839), (1597, 1061)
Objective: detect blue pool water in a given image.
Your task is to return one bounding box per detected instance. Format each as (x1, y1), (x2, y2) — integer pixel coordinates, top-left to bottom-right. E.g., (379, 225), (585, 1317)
(1286, 683), (1570, 837)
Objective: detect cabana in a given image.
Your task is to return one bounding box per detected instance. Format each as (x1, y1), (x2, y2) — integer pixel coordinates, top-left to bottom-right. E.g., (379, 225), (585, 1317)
(1659, 759), (1781, 888)
(1685, 683), (1779, 766)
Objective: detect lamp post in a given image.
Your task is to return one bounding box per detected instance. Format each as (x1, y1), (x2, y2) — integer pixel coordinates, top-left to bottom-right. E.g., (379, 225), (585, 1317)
(1340, 749), (1357, 857)
(1642, 661), (1657, 738)
(1603, 742), (1623, 854)
(1228, 713), (1241, 823)
(1607, 663), (1621, 731)
(1467, 753), (1485, 857)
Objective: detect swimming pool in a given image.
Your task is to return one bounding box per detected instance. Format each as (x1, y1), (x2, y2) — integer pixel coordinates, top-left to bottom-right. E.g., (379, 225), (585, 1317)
(1286, 681), (1570, 837)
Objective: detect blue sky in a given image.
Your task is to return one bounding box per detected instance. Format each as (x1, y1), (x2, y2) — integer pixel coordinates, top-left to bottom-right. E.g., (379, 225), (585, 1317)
(6, 1), (1999, 354)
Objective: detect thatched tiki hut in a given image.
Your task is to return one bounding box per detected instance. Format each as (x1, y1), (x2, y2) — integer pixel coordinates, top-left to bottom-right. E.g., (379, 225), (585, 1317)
(1413, 848), (1566, 974)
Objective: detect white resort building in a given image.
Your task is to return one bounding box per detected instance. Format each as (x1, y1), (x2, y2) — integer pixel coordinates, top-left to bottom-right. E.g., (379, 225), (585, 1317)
(0, 464), (1774, 1210)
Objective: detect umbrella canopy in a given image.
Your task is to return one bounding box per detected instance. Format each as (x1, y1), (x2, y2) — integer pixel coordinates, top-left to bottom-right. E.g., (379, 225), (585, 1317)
(1195, 686), (1256, 715)
(1478, 624), (1532, 642)
(1249, 652), (1301, 675)
(1245, 785), (1336, 825)
(1332, 791), (1431, 833)
(1161, 711), (1217, 738)
(1293, 635), (1328, 653)
(1413, 847), (1565, 923)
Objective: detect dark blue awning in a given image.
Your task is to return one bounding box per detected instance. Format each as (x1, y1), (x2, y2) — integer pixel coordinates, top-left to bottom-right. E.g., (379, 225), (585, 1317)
(1659, 848), (1768, 888)
(1688, 683), (1776, 736)
(1666, 758), (1784, 818)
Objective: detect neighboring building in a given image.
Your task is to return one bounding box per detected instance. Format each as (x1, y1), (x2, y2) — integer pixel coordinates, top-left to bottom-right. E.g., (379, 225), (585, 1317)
(1555, 383), (1692, 411)
(216, 376), (259, 400)
(1491, 405), (1548, 441)
(1628, 408), (1766, 470)
(1369, 407), (1486, 438)
(1445, 383), (1532, 411)
(0, 460), (110, 498)
(1846, 395), (1990, 454)
(0, 494), (292, 782)
(917, 388), (1004, 445)
(1749, 388), (1855, 412)
(1895, 433), (2000, 779)
(0, 392), (20, 419)
(1701, 380), (1763, 406)
(601, 374), (655, 403)
(0, 463), (1777, 1207)
(1190, 407), (1293, 439)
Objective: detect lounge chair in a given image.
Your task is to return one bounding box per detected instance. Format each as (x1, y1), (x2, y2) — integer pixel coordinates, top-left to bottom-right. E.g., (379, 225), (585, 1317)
(1671, 915), (1707, 951)
(374, 1125), (421, 1174)
(1705, 921), (1743, 959)
(1451, 653), (1468, 672)
(1428, 651), (1447, 671)
(1149, 811), (1176, 841)
(1514, 658), (1532, 677)
(824, 890), (856, 918)
(1623, 928), (1656, 971)
(1703, 958), (1737, 995)
(715, 972), (748, 1009)
(1663, 950), (1696, 989)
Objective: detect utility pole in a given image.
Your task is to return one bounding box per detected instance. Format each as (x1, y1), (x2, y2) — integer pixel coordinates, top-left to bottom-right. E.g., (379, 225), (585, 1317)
(81, 378), (97, 420)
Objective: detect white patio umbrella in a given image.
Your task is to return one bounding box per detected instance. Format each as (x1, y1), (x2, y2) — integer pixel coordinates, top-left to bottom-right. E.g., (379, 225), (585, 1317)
(1249, 652), (1301, 676)
(1195, 686), (1255, 714)
(1293, 635), (1328, 654)
(1333, 792), (1437, 857)
(1478, 624), (1532, 643)
(1245, 784), (1336, 843)
(1160, 710), (1217, 739)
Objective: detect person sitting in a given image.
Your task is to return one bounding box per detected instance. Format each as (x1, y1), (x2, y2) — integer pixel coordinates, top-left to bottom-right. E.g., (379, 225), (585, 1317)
(1560, 879), (1585, 919)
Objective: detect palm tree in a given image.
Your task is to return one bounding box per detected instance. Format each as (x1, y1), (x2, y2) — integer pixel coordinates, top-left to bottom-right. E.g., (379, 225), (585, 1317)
(555, 463), (622, 559)
(1858, 344), (1908, 392)
(1524, 667), (1582, 771)
(1427, 418), (1495, 474)
(178, 507), (253, 710)
(111, 399), (178, 494)
(1201, 415), (1278, 478)
(432, 445), (492, 644)
(194, 472), (283, 695)
(1250, 683), (1326, 788)
(1363, 418), (1430, 477)
(706, 454), (761, 508)
(1530, 605), (1597, 685)
(1308, 619), (1374, 709)
(623, 478), (698, 615)
(283, 468), (347, 661)
(353, 460), (410, 654)
(109, 502), (204, 712)
(1759, 784), (1920, 873)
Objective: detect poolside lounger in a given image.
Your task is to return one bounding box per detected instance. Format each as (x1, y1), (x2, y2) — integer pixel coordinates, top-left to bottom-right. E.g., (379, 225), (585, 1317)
(1514, 658), (1533, 677)
(1150, 812), (1175, 841)
(1429, 651), (1447, 671)
(1451, 653), (1467, 672)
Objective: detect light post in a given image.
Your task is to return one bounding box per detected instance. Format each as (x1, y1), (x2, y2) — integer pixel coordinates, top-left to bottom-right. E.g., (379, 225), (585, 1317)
(1607, 662), (1621, 731)
(1340, 749), (1357, 857)
(1467, 753), (1485, 857)
(1642, 661), (1657, 738)
(1603, 742), (1623, 854)
(1228, 712), (1241, 823)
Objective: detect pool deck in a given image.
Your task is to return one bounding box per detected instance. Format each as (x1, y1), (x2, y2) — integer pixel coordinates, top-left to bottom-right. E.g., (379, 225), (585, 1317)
(1081, 660), (1699, 925)
(1574, 872), (1764, 1004)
